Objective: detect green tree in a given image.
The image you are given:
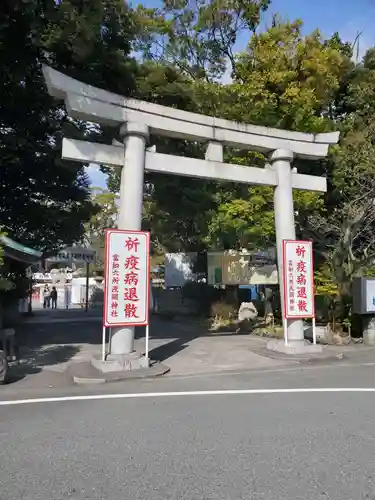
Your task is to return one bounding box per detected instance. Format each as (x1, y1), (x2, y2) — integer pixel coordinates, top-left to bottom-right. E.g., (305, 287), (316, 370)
(199, 21), (346, 249)
(111, 1), (274, 252)
(105, 58), (219, 253)
(300, 45), (375, 324)
(42, 0), (138, 95)
(83, 188), (118, 264)
(135, 0), (270, 81)
(108, 15), (348, 254)
(307, 122), (375, 306)
(228, 20), (345, 130)
(0, 0), (137, 253)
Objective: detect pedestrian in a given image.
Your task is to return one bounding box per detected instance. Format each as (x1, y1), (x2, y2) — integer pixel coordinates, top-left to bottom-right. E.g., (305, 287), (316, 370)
(50, 286), (58, 309)
(43, 285), (51, 309)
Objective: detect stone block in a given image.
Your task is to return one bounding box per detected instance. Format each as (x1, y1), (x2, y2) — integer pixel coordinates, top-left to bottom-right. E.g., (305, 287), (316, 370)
(91, 353), (150, 373)
(238, 302), (258, 322)
(267, 339), (323, 355)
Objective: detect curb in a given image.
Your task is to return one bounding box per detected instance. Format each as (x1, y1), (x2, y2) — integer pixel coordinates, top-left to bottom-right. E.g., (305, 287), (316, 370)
(71, 362), (170, 385)
(23, 316), (102, 325)
(251, 348), (345, 364)
(73, 377), (107, 385)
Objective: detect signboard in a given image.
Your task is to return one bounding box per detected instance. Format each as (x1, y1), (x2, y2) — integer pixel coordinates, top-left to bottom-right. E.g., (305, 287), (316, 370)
(48, 246), (96, 264)
(207, 250), (278, 286)
(282, 240), (314, 319)
(352, 278), (375, 315)
(164, 253), (195, 288)
(104, 229), (150, 327)
(366, 280), (375, 313)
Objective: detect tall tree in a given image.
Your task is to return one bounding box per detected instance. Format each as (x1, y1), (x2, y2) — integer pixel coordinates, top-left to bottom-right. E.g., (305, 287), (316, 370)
(106, 60), (217, 253)
(204, 21), (347, 250)
(305, 47), (375, 306)
(83, 188), (118, 264)
(135, 0), (271, 81)
(113, 0), (273, 252)
(0, 0), (137, 253)
(131, 17), (346, 252)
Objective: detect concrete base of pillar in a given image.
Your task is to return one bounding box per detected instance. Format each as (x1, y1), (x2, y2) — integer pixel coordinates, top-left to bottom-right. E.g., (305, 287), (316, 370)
(267, 339), (323, 355)
(91, 353), (150, 373)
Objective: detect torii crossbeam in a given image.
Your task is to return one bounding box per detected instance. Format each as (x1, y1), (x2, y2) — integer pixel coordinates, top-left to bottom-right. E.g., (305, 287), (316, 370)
(43, 65), (339, 362)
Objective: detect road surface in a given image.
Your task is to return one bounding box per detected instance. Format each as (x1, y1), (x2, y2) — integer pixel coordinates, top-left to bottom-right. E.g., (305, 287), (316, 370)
(2, 365), (375, 499)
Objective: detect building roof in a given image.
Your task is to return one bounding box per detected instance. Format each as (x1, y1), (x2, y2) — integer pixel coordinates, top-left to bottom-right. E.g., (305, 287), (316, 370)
(0, 235), (42, 264)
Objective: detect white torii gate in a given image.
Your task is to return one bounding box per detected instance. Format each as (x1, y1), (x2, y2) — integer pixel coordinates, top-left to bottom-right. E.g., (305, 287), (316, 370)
(43, 66), (339, 361)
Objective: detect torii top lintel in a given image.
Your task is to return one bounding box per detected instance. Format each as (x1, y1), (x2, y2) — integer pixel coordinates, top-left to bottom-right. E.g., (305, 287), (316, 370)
(43, 66), (339, 160)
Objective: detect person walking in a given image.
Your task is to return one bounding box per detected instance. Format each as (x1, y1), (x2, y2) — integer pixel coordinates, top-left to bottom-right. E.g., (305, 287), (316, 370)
(50, 286), (58, 309)
(43, 285), (51, 309)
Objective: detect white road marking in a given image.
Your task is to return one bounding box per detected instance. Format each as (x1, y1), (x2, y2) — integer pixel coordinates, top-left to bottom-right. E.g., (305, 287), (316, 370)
(2, 388), (375, 406)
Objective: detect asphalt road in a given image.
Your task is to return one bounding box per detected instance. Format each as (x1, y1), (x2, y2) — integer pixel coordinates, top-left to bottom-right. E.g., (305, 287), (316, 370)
(2, 366), (375, 499)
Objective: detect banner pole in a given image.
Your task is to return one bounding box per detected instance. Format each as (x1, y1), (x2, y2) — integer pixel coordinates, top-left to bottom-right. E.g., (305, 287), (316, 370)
(283, 317), (288, 346)
(312, 317), (317, 345)
(145, 322), (149, 362)
(145, 262), (151, 366)
(101, 325), (106, 361)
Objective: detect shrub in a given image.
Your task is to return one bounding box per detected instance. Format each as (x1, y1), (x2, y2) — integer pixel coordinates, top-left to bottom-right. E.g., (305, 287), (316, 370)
(211, 301), (237, 321)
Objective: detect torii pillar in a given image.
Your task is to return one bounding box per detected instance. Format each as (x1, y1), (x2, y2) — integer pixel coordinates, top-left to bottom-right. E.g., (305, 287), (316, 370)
(270, 149), (301, 345)
(112, 122), (149, 355)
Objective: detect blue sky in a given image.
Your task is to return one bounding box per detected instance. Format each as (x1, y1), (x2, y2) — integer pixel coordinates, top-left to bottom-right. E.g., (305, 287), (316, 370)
(87, 0), (375, 187)
(267, 0), (375, 54)
(128, 0), (375, 54)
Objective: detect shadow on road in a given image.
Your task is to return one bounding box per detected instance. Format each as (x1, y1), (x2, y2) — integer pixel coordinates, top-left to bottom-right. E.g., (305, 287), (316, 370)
(6, 345), (81, 384)
(148, 337), (192, 363)
(5, 309), (102, 385)
(143, 315), (203, 363)
(7, 307), (256, 385)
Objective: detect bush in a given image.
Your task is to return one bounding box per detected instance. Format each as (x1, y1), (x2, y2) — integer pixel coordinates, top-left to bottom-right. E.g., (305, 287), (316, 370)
(211, 301), (237, 321)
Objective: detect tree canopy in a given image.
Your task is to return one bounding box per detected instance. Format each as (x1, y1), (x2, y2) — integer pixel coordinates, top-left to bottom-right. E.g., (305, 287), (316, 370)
(0, 0), (137, 253)
(123, 11), (351, 255)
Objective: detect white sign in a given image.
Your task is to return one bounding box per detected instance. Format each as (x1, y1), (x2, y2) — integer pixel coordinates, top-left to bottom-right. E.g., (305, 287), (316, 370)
(104, 229), (150, 327)
(48, 246), (96, 263)
(282, 240), (314, 319)
(366, 280), (375, 313)
(164, 253), (195, 287)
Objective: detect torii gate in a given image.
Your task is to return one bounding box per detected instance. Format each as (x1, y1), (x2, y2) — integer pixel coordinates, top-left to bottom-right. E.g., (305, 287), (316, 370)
(43, 66), (339, 362)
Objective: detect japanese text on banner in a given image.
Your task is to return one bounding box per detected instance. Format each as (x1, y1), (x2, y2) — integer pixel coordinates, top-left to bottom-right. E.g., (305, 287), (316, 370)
(104, 230), (149, 327)
(283, 241), (314, 319)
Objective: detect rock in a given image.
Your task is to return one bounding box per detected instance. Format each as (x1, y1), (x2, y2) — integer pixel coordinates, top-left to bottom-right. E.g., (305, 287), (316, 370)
(304, 324), (327, 341)
(332, 333), (344, 345)
(332, 333), (351, 345)
(352, 337), (364, 344)
(238, 302), (258, 322)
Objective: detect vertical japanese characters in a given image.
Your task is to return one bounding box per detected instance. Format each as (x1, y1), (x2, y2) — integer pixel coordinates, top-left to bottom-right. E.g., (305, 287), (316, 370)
(104, 230), (149, 327)
(295, 245), (308, 313)
(110, 253), (120, 318)
(123, 237), (140, 319)
(287, 258), (295, 313)
(283, 241), (314, 319)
